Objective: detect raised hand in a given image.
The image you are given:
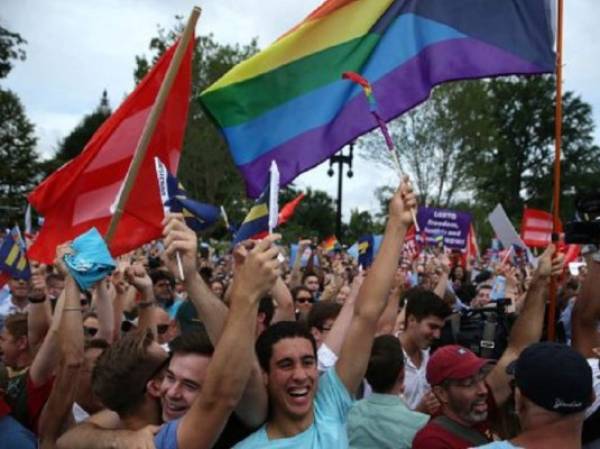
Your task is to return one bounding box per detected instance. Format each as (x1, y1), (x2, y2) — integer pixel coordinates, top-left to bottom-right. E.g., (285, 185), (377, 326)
(535, 244), (565, 279)
(54, 242), (73, 277)
(231, 234), (282, 301)
(389, 175), (418, 228)
(162, 213), (198, 279)
(125, 263), (153, 294)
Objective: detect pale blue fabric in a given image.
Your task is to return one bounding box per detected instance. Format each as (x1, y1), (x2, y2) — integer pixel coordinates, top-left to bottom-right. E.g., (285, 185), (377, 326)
(154, 418), (180, 449)
(477, 442), (522, 448)
(347, 393), (428, 449)
(234, 367), (353, 449)
(64, 227), (116, 290)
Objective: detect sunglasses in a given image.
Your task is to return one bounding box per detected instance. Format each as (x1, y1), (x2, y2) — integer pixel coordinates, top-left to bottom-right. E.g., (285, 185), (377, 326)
(121, 321), (136, 333)
(296, 297), (313, 304)
(84, 326), (98, 337)
(157, 324), (169, 335)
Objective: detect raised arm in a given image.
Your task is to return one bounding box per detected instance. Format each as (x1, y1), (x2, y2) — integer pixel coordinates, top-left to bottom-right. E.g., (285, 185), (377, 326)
(39, 246), (85, 447)
(572, 254), (600, 358)
(321, 272), (363, 356)
(124, 264), (156, 333)
(27, 264), (52, 350)
(161, 214), (268, 429)
(271, 277), (295, 323)
(93, 278), (115, 343)
(486, 245), (564, 406)
(289, 239), (311, 289)
(162, 216), (281, 449)
(336, 178), (416, 393)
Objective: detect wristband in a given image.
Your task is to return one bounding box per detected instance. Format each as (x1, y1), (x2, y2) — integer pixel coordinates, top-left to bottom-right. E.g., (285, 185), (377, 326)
(138, 301), (155, 309)
(28, 296), (46, 304)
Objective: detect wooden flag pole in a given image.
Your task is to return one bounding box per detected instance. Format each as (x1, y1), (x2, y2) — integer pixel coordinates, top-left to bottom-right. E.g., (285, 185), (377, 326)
(547, 0), (564, 342)
(105, 6), (201, 245)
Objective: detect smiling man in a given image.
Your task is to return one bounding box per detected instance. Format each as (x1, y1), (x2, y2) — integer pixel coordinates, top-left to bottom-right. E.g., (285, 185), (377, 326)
(233, 177), (417, 449)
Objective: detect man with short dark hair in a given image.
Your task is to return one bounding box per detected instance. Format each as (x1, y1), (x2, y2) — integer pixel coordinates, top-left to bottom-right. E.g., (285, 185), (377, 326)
(399, 289), (451, 410)
(150, 269), (183, 318)
(233, 177), (417, 449)
(347, 335), (428, 449)
(477, 342), (594, 449)
(306, 300), (341, 348)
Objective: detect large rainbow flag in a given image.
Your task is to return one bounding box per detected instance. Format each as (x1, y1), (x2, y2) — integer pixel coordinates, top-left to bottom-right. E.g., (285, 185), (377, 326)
(200, 0), (556, 197)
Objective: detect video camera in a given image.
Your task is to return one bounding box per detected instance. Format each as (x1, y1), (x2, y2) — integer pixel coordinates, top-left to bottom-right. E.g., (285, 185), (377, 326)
(565, 193), (600, 245)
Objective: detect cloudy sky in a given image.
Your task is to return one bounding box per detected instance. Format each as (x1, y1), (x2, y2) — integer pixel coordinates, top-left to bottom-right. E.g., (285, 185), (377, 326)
(3, 0), (599, 219)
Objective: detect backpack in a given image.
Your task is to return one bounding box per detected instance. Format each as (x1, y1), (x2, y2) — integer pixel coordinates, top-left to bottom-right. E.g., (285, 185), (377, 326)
(433, 302), (513, 359)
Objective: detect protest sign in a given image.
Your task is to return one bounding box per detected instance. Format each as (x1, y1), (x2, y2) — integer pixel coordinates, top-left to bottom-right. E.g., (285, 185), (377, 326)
(416, 207), (472, 250)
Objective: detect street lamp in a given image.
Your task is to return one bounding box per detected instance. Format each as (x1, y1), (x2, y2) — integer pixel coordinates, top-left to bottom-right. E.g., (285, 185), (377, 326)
(327, 142), (354, 239)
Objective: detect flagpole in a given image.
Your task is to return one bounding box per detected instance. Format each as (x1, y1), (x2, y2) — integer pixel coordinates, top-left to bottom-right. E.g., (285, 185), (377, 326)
(547, 0), (564, 342)
(105, 6), (201, 245)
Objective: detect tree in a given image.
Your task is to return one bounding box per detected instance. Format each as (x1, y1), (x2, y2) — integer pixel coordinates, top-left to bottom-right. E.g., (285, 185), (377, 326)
(446, 76), (600, 220)
(344, 209), (381, 244)
(134, 20), (259, 223)
(0, 25), (26, 80)
(0, 88), (38, 226)
(359, 83), (468, 207)
(42, 90), (112, 175)
(277, 187), (338, 243)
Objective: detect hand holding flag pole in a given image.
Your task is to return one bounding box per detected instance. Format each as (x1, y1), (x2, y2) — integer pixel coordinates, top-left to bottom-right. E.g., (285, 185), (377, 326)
(343, 71), (419, 232)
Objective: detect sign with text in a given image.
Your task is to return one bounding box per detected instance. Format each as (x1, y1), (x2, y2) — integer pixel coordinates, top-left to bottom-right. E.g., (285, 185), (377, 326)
(417, 207), (472, 250)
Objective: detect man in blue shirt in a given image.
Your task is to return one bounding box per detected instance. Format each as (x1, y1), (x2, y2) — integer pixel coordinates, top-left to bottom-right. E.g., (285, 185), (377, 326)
(347, 335), (428, 449)
(234, 177), (417, 449)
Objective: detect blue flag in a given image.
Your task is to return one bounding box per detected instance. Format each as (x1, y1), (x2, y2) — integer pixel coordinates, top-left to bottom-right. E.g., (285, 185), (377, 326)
(358, 235), (375, 268)
(155, 158), (220, 232)
(0, 226), (31, 280)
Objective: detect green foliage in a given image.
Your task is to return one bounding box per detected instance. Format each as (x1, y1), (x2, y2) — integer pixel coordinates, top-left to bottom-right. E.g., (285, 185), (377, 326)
(277, 187), (338, 244)
(446, 76), (600, 221)
(344, 209), (382, 244)
(0, 88), (38, 226)
(360, 83), (468, 207)
(0, 25), (26, 80)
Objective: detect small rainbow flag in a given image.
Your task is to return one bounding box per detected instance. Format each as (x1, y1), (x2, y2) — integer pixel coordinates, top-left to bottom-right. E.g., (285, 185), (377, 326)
(200, 0), (555, 197)
(321, 235), (340, 254)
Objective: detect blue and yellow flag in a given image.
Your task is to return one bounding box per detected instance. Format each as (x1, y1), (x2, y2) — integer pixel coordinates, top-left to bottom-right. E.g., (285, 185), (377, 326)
(0, 226), (31, 280)
(155, 158), (220, 232)
(358, 234), (375, 268)
(233, 186), (270, 245)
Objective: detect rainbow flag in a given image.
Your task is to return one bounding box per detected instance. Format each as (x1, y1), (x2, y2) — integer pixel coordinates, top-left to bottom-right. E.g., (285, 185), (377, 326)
(321, 235), (340, 254)
(200, 0), (555, 197)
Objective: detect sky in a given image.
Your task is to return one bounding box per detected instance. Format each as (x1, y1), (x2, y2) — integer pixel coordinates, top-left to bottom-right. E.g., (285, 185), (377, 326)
(2, 0), (600, 220)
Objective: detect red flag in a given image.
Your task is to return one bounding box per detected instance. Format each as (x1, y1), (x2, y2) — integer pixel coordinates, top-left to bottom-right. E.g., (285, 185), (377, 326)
(402, 225), (419, 261)
(277, 193), (305, 226)
(466, 224), (480, 262)
(28, 37), (194, 263)
(521, 208), (553, 248)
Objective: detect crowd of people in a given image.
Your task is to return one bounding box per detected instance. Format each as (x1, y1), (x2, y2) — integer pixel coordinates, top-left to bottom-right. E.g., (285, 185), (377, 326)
(0, 178), (598, 449)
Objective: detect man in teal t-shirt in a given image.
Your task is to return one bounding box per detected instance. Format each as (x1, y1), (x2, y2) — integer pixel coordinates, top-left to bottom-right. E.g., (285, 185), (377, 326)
(234, 178), (418, 449)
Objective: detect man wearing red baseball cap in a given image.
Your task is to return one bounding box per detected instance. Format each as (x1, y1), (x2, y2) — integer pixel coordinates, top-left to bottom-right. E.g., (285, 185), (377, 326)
(412, 345), (496, 448)
(412, 245), (565, 449)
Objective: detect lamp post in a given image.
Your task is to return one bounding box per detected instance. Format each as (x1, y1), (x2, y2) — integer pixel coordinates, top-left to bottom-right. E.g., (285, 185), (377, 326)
(327, 142), (354, 239)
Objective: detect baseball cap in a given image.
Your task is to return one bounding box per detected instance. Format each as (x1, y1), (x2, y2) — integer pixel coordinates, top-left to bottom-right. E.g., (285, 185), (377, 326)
(427, 345), (493, 385)
(507, 342), (593, 414)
